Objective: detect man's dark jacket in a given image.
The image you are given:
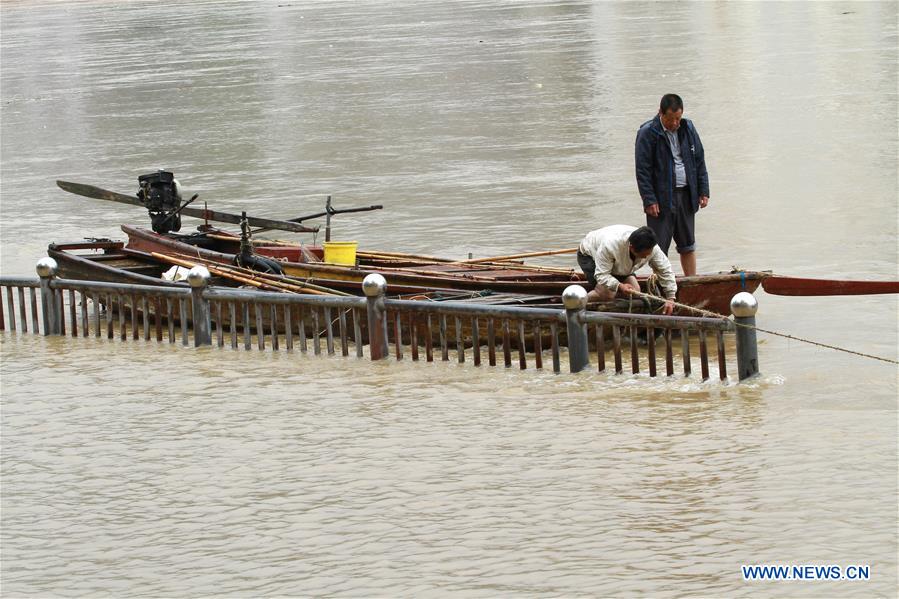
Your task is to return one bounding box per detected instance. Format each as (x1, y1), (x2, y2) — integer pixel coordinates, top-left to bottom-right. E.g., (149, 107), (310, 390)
(635, 114), (709, 214)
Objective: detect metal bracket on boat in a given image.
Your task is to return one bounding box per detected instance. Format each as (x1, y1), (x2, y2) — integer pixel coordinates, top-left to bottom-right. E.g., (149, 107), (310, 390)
(249, 196), (383, 237)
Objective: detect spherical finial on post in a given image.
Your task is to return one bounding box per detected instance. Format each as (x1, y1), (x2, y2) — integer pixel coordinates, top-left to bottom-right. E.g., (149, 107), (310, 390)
(730, 292), (758, 317)
(562, 285), (588, 310)
(36, 257), (59, 278)
(362, 273), (387, 297)
(187, 265), (211, 288)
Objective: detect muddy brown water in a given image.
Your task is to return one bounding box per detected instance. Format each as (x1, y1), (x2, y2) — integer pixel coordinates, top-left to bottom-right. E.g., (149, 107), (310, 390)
(1, 1), (896, 596)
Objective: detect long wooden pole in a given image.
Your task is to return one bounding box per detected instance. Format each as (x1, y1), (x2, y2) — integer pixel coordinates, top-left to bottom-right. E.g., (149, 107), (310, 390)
(150, 252), (345, 296)
(458, 247), (579, 264)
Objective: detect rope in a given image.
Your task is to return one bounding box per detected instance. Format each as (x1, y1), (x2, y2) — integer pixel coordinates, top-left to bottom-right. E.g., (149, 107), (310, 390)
(628, 289), (899, 366)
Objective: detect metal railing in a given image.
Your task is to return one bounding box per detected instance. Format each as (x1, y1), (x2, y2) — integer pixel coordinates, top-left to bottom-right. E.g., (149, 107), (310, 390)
(0, 258), (761, 381)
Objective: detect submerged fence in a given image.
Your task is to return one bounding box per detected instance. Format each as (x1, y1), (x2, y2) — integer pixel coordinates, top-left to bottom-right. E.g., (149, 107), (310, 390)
(0, 258), (760, 381)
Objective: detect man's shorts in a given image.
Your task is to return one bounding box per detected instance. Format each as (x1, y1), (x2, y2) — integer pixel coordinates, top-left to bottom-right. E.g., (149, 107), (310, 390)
(577, 251), (631, 290)
(646, 187), (696, 255)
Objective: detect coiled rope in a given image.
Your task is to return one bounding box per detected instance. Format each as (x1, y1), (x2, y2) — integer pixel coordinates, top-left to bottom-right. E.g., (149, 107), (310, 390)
(629, 288), (899, 366)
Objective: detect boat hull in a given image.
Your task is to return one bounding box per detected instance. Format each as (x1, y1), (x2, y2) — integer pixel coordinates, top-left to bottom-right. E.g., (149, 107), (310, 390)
(122, 225), (764, 315)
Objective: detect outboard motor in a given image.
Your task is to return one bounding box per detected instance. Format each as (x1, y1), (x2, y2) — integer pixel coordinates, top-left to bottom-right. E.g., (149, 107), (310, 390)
(137, 170), (182, 234)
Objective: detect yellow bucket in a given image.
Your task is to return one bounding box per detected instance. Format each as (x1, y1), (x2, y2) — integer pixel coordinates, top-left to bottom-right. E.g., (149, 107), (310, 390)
(323, 241), (358, 266)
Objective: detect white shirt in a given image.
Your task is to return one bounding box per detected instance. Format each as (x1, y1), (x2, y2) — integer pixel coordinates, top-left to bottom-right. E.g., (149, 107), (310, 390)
(579, 225), (677, 298)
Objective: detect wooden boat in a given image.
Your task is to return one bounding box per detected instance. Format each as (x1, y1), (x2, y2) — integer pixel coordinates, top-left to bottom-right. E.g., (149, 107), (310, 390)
(46, 239), (636, 346)
(121, 225), (767, 315)
(47, 239), (578, 308)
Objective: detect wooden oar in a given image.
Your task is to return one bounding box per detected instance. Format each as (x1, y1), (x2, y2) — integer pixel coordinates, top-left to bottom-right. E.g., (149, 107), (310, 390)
(762, 275), (899, 296)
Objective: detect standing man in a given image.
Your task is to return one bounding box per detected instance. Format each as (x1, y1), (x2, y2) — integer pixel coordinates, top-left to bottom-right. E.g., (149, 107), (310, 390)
(635, 93), (709, 276)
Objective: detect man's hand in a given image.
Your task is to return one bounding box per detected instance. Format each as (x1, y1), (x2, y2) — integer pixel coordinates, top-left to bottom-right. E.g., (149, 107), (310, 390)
(699, 195), (709, 209)
(644, 203), (660, 218)
(618, 282), (639, 296)
(662, 299), (675, 316)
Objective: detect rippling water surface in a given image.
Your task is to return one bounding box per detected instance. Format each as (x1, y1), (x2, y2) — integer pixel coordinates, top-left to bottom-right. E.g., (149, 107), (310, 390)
(1, 1), (897, 597)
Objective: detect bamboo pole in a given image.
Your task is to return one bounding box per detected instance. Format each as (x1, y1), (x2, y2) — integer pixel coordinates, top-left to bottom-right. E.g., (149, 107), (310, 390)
(457, 247), (579, 264)
(360, 254), (575, 274)
(150, 252), (345, 296)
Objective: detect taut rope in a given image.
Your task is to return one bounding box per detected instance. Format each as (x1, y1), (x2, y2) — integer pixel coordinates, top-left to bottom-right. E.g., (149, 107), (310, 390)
(629, 289), (899, 366)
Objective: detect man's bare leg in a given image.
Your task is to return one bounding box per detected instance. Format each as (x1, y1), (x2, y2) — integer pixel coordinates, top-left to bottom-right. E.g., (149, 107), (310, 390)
(680, 251), (696, 276)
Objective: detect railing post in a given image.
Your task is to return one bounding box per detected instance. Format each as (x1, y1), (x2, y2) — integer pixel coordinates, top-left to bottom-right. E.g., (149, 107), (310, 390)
(363, 273), (389, 360)
(36, 257), (61, 335)
(731, 292), (760, 381)
(562, 285), (590, 373)
(188, 266), (212, 347)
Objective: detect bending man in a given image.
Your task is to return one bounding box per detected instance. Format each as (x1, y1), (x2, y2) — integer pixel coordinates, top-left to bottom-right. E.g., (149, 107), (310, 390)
(577, 225), (677, 315)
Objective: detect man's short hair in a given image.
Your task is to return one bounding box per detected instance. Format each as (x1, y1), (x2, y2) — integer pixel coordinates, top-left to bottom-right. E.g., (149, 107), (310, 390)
(629, 226), (658, 252)
(659, 93), (684, 114)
